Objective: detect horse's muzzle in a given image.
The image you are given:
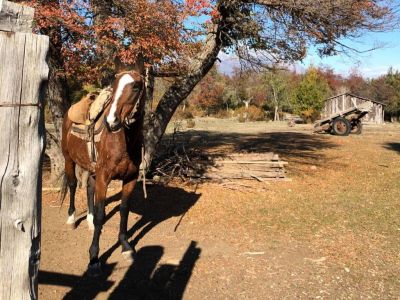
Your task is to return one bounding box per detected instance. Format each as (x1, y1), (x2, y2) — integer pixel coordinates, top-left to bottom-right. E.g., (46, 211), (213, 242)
(104, 116), (123, 132)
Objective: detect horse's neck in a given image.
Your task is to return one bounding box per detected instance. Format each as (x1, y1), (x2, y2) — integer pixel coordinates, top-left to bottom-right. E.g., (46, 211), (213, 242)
(103, 119), (143, 150)
(126, 118), (144, 145)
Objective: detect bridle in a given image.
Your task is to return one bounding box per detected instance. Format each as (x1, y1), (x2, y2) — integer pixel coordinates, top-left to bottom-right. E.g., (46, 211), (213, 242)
(104, 76), (146, 133)
(124, 78), (146, 127)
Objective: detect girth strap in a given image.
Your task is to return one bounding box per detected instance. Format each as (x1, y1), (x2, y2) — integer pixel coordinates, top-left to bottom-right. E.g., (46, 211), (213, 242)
(70, 115), (105, 166)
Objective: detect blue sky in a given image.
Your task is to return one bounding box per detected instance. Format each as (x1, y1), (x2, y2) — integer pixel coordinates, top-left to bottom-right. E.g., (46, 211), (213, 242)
(218, 30), (400, 78)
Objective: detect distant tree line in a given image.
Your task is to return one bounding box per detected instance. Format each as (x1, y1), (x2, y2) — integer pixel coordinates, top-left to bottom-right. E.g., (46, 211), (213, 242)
(167, 65), (400, 122)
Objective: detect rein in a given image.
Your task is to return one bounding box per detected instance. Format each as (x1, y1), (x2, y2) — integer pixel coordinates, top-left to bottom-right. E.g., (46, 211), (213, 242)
(124, 79), (146, 127)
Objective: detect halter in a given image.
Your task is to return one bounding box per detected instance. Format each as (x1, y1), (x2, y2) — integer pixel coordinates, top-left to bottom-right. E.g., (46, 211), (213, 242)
(105, 77), (145, 133)
(124, 79), (146, 127)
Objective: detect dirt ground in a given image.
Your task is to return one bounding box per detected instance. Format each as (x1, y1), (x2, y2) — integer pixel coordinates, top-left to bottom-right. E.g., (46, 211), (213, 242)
(39, 119), (400, 299)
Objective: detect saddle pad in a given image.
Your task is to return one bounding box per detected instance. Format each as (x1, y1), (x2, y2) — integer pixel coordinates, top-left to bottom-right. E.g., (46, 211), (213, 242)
(89, 87), (112, 122)
(70, 113), (105, 143)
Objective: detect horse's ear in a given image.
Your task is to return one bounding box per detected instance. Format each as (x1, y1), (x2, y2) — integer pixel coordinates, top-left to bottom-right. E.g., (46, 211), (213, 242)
(114, 57), (124, 74)
(133, 53), (145, 75)
(114, 57), (134, 74)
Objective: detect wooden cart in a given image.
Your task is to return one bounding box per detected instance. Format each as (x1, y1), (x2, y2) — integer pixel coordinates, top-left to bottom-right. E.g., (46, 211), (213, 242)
(314, 101), (373, 136)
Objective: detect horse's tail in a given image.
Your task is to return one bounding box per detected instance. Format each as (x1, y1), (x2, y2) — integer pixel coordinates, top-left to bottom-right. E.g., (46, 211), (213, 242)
(58, 173), (68, 210)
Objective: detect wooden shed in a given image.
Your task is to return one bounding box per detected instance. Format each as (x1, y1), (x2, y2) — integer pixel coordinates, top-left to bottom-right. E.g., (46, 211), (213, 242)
(323, 93), (385, 124)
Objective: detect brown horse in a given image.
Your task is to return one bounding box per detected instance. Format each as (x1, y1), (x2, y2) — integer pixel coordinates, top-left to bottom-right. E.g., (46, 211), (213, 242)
(61, 68), (146, 275)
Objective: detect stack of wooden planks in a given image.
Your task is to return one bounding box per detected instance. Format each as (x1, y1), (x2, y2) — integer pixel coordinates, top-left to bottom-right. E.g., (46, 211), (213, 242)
(203, 152), (287, 181)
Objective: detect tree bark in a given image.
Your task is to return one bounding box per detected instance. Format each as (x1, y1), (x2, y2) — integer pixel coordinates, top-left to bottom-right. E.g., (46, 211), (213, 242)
(45, 46), (70, 185)
(45, 126), (65, 185)
(142, 24), (222, 170)
(47, 53), (69, 139)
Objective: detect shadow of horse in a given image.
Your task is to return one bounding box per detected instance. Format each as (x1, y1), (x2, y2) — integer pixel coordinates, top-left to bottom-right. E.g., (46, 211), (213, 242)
(40, 184), (201, 299)
(99, 184), (200, 264)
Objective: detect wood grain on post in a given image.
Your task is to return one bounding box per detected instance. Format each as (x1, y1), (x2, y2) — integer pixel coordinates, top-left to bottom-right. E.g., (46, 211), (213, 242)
(0, 1), (34, 33)
(0, 1), (49, 299)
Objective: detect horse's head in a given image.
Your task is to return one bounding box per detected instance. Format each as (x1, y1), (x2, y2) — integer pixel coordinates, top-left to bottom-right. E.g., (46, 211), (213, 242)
(105, 70), (145, 132)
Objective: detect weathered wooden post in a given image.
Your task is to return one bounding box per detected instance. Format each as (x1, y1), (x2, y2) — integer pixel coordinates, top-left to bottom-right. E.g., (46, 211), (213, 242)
(0, 1), (49, 299)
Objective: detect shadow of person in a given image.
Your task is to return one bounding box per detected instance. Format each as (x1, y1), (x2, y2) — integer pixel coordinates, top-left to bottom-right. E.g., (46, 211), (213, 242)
(384, 142), (400, 154)
(40, 241), (200, 300)
(109, 241), (201, 300)
(100, 184), (201, 264)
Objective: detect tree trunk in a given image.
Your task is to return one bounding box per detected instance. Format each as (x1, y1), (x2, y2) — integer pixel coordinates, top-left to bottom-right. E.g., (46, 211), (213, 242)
(45, 47), (70, 185)
(45, 127), (65, 185)
(142, 24), (221, 170)
(145, 66), (155, 112)
(271, 86), (279, 122)
(47, 52), (69, 139)
(274, 106), (279, 121)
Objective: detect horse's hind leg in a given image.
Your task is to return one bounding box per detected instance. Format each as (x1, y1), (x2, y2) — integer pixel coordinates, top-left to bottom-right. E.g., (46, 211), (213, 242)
(119, 178), (137, 261)
(65, 158), (78, 229)
(86, 174), (95, 231)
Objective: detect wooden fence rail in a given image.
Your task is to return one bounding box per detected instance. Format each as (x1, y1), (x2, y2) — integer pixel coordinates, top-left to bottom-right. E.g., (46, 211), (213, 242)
(0, 1), (49, 299)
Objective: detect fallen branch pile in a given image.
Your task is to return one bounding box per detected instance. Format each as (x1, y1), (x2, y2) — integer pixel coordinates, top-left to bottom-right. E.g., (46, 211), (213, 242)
(150, 145), (212, 183)
(150, 142), (288, 183)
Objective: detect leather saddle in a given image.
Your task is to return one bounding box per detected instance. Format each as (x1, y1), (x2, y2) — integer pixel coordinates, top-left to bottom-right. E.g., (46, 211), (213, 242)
(68, 87), (112, 125)
(67, 87), (112, 162)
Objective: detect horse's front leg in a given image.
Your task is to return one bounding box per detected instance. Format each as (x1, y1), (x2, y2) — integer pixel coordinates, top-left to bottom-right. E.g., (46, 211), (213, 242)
(119, 178), (137, 261)
(86, 174), (95, 231)
(88, 174), (108, 276)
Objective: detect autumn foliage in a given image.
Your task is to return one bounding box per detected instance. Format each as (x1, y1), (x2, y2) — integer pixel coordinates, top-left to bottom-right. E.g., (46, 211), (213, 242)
(19, 0), (207, 83)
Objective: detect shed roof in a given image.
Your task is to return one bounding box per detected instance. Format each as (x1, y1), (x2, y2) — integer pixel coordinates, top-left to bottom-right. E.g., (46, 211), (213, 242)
(325, 92), (386, 106)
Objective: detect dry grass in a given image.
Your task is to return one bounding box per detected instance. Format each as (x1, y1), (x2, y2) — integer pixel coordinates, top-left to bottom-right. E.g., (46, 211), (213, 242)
(164, 120), (400, 297)
(40, 120), (400, 299)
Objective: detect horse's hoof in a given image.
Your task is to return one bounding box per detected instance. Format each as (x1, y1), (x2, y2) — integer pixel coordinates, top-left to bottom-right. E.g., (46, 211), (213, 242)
(87, 262), (102, 277)
(122, 250), (135, 263)
(66, 222), (76, 230)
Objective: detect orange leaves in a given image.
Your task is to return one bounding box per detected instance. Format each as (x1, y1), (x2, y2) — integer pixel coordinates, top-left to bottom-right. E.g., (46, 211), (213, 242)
(184, 0), (212, 15)
(94, 0), (186, 66)
(21, 0), (203, 84)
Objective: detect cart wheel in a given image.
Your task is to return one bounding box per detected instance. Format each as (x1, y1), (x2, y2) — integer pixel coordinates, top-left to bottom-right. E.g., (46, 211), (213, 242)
(332, 117), (351, 136)
(351, 121), (363, 134)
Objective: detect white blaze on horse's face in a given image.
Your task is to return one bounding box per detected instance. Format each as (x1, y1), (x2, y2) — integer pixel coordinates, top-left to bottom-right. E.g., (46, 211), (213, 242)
(106, 73), (135, 128)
